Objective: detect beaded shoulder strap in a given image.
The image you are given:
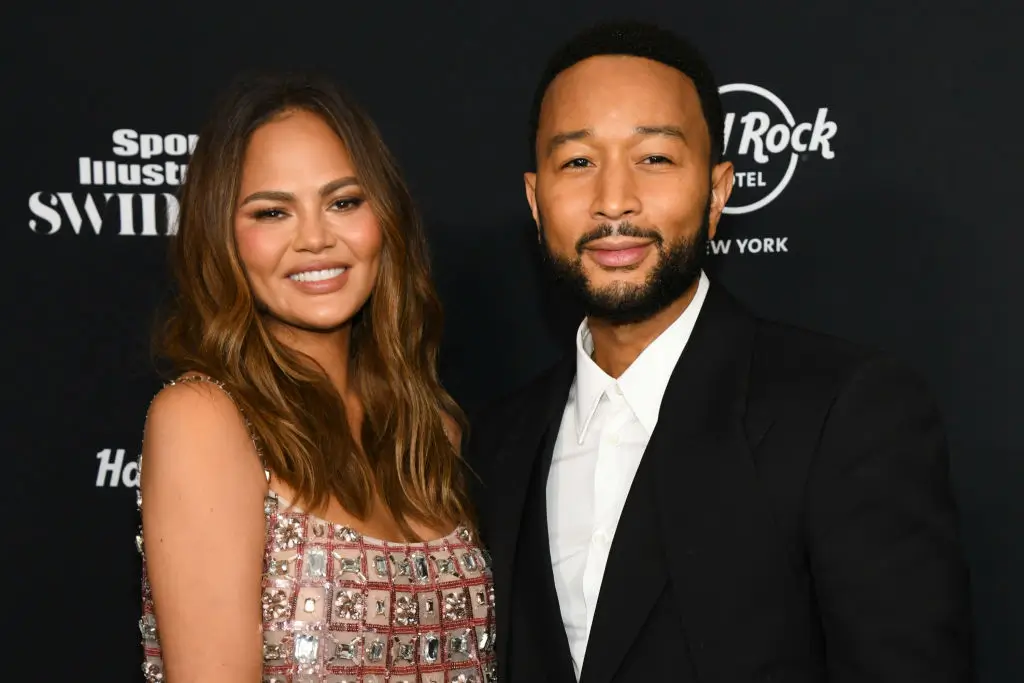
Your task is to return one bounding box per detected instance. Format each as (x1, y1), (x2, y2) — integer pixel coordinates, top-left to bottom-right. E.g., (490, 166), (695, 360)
(165, 373), (272, 485)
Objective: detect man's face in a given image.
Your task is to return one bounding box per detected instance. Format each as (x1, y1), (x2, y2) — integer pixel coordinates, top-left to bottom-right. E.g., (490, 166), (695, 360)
(526, 55), (734, 324)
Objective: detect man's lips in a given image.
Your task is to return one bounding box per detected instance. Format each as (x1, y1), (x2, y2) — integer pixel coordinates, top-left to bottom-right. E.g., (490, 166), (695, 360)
(583, 240), (654, 268)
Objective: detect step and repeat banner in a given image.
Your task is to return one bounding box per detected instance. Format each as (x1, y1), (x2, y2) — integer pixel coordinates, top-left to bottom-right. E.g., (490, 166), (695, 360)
(7, 1), (1021, 680)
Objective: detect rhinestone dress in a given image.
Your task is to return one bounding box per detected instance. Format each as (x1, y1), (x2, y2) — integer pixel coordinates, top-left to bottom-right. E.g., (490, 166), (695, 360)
(137, 375), (498, 683)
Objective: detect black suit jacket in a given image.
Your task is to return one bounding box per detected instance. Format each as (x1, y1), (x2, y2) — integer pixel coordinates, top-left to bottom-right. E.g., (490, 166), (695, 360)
(465, 283), (973, 683)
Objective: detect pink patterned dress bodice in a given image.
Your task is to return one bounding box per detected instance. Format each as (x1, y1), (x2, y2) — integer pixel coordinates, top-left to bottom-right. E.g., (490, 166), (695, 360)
(137, 375), (497, 683)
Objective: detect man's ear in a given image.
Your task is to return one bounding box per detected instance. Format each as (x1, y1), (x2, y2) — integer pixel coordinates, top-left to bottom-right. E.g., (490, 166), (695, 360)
(707, 160), (735, 240)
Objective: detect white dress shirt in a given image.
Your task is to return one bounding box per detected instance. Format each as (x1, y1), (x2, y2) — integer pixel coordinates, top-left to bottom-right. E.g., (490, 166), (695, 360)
(546, 271), (710, 678)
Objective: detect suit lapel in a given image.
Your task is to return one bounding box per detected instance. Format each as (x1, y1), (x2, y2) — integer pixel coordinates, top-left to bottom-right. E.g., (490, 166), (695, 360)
(580, 285), (779, 683)
(487, 357), (575, 683)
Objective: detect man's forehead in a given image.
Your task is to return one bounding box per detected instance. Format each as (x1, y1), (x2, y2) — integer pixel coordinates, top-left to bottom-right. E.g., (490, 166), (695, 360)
(541, 55), (702, 124)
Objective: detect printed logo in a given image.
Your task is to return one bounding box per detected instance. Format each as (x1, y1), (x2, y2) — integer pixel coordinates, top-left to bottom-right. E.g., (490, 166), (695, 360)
(718, 83), (837, 215)
(95, 448), (139, 488)
(28, 129), (197, 236)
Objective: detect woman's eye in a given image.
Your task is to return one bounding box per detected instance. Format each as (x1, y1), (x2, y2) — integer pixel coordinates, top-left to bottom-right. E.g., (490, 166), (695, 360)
(253, 208), (286, 220)
(332, 197), (364, 211)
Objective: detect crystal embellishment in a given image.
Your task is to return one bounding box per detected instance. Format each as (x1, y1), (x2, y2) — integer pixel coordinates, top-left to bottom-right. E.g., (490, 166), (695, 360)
(263, 642), (286, 662)
(391, 554), (412, 579)
(335, 525), (359, 542)
(268, 557), (290, 576)
(412, 552), (430, 582)
(462, 552), (479, 572)
(395, 595), (419, 625)
(395, 638), (416, 663)
(373, 555), (389, 577)
(294, 634), (320, 664)
(367, 638), (385, 662)
(274, 518), (303, 549)
(449, 632), (470, 658)
(338, 556), (366, 582)
(139, 614), (157, 640)
(305, 547), (328, 578)
(262, 589), (290, 621)
(329, 636), (362, 664)
(423, 634), (440, 663)
(141, 662), (164, 682)
(434, 555), (461, 578)
(334, 590), (365, 621)
(444, 591), (469, 621)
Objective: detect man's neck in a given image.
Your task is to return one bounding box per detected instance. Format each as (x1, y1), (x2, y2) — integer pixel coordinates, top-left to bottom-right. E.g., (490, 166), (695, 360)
(588, 279), (700, 379)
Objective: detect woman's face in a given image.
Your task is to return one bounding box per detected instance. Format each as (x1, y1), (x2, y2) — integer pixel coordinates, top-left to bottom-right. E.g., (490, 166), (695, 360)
(234, 108), (382, 332)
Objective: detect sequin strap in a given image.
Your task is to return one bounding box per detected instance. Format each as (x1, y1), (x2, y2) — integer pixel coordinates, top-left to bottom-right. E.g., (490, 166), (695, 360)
(166, 373), (272, 484)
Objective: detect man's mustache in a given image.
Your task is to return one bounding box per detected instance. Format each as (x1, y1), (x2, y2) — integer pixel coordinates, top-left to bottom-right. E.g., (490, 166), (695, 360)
(575, 222), (663, 254)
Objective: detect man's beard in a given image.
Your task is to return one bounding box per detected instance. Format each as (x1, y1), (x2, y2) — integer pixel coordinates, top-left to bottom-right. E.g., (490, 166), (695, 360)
(539, 204), (710, 326)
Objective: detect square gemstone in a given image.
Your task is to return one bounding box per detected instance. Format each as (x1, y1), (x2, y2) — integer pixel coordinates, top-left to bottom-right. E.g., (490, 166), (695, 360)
(448, 631), (470, 660)
(373, 555), (389, 578)
(294, 634), (320, 664)
(304, 547), (328, 578)
(367, 638), (385, 662)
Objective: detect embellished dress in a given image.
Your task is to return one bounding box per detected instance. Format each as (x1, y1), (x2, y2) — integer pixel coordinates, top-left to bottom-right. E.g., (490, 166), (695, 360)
(137, 375), (498, 683)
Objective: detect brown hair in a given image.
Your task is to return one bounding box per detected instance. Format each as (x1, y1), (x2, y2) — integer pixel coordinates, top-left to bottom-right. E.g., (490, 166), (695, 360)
(156, 71), (469, 540)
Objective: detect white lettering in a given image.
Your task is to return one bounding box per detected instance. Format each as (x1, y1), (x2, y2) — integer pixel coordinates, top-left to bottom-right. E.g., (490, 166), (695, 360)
(736, 238), (749, 253)
(738, 112), (771, 164)
(164, 193), (181, 236)
(809, 108), (837, 159)
(112, 129), (139, 157)
(722, 112), (736, 154)
(140, 193), (160, 236)
(28, 192), (62, 235)
(140, 134), (163, 160)
(165, 134), (187, 155)
(111, 129), (198, 159)
(57, 192), (109, 235)
(121, 460), (140, 487)
(96, 448), (126, 487)
(765, 124), (789, 154)
(708, 239), (731, 255)
(776, 237), (789, 252)
(791, 122), (812, 152)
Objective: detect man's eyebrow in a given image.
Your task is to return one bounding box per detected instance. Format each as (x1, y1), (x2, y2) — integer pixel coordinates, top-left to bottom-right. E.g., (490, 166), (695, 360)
(634, 125), (687, 142)
(545, 129), (592, 157)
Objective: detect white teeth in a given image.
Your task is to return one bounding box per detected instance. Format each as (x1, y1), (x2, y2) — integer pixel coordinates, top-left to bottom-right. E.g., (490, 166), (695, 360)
(289, 267), (346, 283)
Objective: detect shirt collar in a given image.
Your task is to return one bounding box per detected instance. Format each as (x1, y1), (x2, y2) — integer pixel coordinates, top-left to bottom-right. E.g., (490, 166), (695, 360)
(573, 270), (710, 443)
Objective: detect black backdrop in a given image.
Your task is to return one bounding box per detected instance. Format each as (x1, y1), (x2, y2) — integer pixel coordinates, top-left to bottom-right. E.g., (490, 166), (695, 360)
(7, 1), (1022, 680)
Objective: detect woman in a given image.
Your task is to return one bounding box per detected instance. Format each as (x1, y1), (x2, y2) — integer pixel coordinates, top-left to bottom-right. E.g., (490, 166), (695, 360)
(137, 72), (495, 683)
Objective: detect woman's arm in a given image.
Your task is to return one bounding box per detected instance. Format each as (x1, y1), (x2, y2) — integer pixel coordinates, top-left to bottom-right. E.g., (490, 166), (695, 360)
(141, 382), (268, 683)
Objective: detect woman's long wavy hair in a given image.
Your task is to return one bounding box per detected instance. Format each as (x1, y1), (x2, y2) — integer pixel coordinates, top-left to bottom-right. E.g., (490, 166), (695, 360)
(156, 71), (470, 540)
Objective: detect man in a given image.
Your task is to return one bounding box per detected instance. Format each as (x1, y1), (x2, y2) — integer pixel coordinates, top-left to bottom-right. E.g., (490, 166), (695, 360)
(465, 21), (973, 683)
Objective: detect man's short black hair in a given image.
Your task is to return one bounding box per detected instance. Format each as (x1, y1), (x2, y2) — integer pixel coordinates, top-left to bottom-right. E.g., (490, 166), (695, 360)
(528, 21), (724, 169)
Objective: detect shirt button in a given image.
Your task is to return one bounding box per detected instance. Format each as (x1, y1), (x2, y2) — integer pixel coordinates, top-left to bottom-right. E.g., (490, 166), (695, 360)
(604, 432), (620, 446)
(594, 530), (611, 547)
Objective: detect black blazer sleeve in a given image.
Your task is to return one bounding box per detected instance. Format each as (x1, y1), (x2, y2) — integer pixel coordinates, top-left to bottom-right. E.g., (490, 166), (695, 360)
(805, 358), (973, 682)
